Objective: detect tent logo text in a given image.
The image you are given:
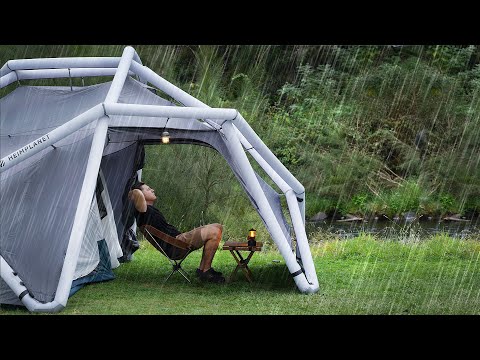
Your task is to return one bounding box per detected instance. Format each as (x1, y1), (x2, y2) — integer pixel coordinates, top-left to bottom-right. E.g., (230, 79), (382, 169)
(6, 134), (51, 163)
(0, 160), (4, 167)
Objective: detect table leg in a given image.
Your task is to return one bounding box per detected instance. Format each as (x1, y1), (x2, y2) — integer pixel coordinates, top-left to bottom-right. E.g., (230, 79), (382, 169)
(229, 250), (241, 282)
(229, 250), (255, 283)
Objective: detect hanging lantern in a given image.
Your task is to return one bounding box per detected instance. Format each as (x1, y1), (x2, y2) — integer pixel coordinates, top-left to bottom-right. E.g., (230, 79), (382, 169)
(161, 131), (170, 144)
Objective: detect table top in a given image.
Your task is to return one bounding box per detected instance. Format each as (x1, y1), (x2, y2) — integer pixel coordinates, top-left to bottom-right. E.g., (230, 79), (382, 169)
(223, 241), (263, 251)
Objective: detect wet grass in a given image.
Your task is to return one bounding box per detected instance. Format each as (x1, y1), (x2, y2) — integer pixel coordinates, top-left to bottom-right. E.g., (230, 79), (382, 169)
(1, 233), (479, 315)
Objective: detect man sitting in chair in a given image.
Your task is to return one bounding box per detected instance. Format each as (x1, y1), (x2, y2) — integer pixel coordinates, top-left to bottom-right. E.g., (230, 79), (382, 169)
(129, 181), (225, 283)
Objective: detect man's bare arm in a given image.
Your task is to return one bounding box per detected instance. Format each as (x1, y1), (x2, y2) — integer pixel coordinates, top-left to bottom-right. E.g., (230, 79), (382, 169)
(128, 189), (147, 213)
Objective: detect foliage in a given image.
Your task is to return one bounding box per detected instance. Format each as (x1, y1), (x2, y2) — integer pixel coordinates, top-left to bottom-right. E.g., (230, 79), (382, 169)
(268, 46), (479, 219)
(1, 45), (479, 233)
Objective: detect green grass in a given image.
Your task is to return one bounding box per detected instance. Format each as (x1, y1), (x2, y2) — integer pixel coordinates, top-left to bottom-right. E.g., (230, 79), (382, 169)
(1, 233), (480, 315)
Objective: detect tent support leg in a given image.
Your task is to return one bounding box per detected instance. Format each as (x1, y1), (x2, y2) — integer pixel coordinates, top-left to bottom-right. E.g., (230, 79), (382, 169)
(53, 47), (136, 309)
(221, 121), (317, 293)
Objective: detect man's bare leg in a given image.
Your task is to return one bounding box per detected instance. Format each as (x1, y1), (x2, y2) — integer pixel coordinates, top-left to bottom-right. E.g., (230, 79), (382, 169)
(199, 223), (223, 271)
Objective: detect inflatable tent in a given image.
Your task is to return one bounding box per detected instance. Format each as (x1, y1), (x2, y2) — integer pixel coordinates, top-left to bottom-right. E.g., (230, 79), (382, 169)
(0, 46), (319, 312)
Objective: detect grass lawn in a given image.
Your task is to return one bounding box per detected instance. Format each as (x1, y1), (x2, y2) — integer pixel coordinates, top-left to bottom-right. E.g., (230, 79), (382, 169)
(1, 234), (480, 315)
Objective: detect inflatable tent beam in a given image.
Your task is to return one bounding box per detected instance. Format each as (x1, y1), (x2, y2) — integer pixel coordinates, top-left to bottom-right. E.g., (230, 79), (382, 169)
(129, 61), (307, 214)
(0, 47), (136, 311)
(0, 68), (136, 88)
(0, 53), (242, 311)
(54, 47), (137, 311)
(0, 47), (144, 86)
(128, 61), (317, 291)
(0, 104), (105, 172)
(234, 128), (315, 285)
(0, 47), (319, 308)
(0, 51), (142, 76)
(0, 105), (238, 173)
(104, 103), (237, 120)
(129, 61), (305, 194)
(0, 258), (64, 312)
(0, 57), (122, 76)
(234, 129), (304, 220)
(186, 116), (315, 285)
(222, 121), (316, 292)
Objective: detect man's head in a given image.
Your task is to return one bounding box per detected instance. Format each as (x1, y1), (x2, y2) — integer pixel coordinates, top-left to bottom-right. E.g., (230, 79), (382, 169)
(131, 181), (157, 203)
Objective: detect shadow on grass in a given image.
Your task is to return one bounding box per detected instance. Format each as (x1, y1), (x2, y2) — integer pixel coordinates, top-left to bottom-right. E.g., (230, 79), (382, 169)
(0, 260), (302, 315)
(115, 260), (298, 293)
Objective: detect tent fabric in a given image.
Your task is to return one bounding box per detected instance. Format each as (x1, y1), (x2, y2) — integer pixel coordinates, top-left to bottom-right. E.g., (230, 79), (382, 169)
(0, 133), (94, 303)
(1, 76), (293, 307)
(97, 171), (123, 268)
(100, 142), (143, 240)
(75, 192), (103, 280)
(69, 239), (115, 297)
(0, 83), (111, 303)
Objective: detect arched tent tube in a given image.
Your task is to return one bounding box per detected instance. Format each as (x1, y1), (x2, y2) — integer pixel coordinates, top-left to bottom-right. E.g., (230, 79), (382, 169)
(299, 193), (306, 226)
(0, 104), (105, 173)
(104, 103), (238, 120)
(221, 121), (318, 293)
(130, 60), (305, 196)
(130, 61), (206, 108)
(231, 113), (305, 196)
(234, 113), (307, 223)
(128, 59), (317, 292)
(0, 257), (64, 312)
(0, 72), (17, 88)
(52, 117), (109, 308)
(128, 63), (233, 131)
(285, 189), (318, 288)
(1, 46), (319, 309)
(235, 124), (311, 278)
(0, 104), (237, 175)
(52, 46), (136, 310)
(0, 68), (136, 89)
(0, 47), (143, 84)
(0, 57), (122, 76)
(234, 128), (305, 223)
(234, 128), (291, 194)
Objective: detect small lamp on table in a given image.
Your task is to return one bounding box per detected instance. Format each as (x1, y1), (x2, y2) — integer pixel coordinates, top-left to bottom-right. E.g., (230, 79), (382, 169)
(247, 228), (257, 248)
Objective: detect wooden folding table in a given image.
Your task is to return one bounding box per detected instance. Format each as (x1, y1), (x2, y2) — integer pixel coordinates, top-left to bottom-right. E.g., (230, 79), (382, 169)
(222, 241), (263, 283)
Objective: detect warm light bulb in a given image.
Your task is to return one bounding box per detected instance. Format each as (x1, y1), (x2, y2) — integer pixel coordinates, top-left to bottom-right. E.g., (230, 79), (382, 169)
(248, 229), (256, 238)
(161, 131), (170, 144)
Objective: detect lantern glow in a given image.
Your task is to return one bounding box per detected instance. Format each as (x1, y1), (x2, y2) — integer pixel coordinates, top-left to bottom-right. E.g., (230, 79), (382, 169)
(161, 131), (170, 144)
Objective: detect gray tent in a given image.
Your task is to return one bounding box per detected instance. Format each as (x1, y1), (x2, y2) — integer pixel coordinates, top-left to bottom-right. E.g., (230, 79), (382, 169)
(0, 46), (319, 312)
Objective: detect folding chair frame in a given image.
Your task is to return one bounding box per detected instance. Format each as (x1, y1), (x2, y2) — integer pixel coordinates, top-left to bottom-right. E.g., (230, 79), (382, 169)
(140, 225), (194, 283)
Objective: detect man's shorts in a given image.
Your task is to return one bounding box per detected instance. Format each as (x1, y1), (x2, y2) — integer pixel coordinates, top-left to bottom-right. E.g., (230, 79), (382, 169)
(175, 223), (222, 250)
(176, 226), (206, 249)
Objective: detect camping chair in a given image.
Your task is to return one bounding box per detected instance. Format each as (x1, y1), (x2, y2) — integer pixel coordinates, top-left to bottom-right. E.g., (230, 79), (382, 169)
(139, 225), (194, 283)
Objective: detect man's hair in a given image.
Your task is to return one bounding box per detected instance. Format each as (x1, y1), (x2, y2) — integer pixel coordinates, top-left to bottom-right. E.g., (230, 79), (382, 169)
(131, 181), (145, 191)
